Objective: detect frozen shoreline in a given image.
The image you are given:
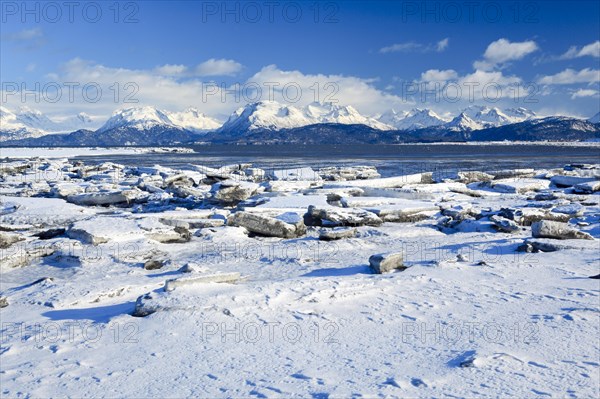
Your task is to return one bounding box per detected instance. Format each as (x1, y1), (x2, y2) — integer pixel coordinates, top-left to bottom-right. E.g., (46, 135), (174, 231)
(1, 156), (599, 397)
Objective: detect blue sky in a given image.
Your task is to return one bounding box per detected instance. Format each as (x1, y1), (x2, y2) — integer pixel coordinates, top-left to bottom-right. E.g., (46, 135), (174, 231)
(1, 0), (599, 120)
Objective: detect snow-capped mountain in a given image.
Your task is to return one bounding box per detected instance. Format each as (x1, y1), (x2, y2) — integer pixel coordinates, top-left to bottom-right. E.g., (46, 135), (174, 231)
(461, 106), (537, 127)
(167, 108), (221, 133)
(0, 106), (45, 142)
(218, 101), (392, 133)
(0, 107), (101, 141)
(98, 106), (221, 134)
(503, 107), (537, 121)
(443, 112), (484, 131)
(588, 112), (600, 124)
(377, 108), (448, 130)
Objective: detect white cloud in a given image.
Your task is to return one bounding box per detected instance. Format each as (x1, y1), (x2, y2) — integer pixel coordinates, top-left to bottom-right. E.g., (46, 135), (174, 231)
(379, 38), (449, 54)
(379, 42), (421, 54)
(154, 64), (188, 76)
(561, 41), (600, 59)
(571, 89), (599, 99)
(2, 28), (43, 42)
(195, 58), (243, 76)
(436, 38), (449, 52)
(246, 65), (406, 115)
(538, 68), (600, 84)
(1, 59), (409, 120)
(420, 69), (458, 82)
(474, 38), (538, 70)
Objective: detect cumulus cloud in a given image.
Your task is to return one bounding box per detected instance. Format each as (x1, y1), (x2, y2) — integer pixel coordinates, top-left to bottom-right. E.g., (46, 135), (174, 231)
(561, 41), (600, 59)
(195, 58), (243, 76)
(1, 59), (408, 120)
(420, 69), (458, 82)
(436, 38), (449, 52)
(246, 65), (406, 115)
(474, 38), (538, 70)
(1, 28), (45, 49)
(2, 28), (43, 42)
(154, 64), (188, 76)
(538, 68), (600, 84)
(379, 38), (449, 54)
(571, 89), (599, 99)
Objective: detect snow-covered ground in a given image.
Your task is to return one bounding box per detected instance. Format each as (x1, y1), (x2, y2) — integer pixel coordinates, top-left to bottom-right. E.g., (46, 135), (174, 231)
(1, 156), (599, 398)
(0, 147), (195, 159)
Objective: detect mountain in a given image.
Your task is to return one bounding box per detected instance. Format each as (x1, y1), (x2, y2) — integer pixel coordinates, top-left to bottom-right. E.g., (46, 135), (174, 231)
(167, 107), (221, 133)
(443, 112), (484, 132)
(206, 123), (398, 145)
(218, 101), (392, 134)
(0, 106), (45, 141)
(471, 116), (600, 142)
(588, 112), (600, 124)
(378, 108), (448, 130)
(0, 107), (100, 141)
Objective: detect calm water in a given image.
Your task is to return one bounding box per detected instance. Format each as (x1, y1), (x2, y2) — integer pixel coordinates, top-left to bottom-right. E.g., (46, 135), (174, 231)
(73, 144), (600, 177)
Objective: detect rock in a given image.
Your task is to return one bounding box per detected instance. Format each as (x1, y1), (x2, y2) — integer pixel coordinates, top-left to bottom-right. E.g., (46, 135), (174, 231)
(491, 178), (550, 194)
(319, 227), (358, 241)
(305, 205), (382, 227)
(0, 232), (25, 249)
(144, 259), (164, 270)
(164, 272), (242, 292)
(574, 181), (600, 194)
(1, 245), (56, 268)
(147, 226), (191, 243)
(66, 228), (110, 245)
(66, 191), (130, 206)
(491, 169), (535, 179)
(228, 211), (306, 238)
(211, 181), (259, 205)
(178, 263), (198, 273)
(34, 228), (66, 240)
(369, 252), (405, 274)
(0, 296), (7, 308)
(551, 175), (596, 187)
(270, 167), (321, 181)
(551, 203), (584, 217)
(490, 215), (520, 233)
(456, 254), (468, 262)
(159, 217), (224, 229)
(531, 220), (593, 240)
(318, 166), (380, 181)
(534, 192), (560, 201)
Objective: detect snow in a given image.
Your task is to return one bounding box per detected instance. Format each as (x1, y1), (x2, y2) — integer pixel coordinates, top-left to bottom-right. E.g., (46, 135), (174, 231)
(97, 106), (179, 133)
(378, 108), (449, 130)
(219, 100), (394, 132)
(1, 155), (599, 398)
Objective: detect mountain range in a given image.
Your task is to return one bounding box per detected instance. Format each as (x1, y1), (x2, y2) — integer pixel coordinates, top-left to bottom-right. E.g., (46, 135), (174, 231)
(1, 102), (599, 146)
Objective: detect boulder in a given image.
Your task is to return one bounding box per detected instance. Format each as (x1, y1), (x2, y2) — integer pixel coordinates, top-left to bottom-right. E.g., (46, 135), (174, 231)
(319, 227), (358, 241)
(0, 296), (7, 308)
(228, 211), (306, 238)
(164, 272), (242, 292)
(211, 181), (259, 205)
(34, 228), (66, 240)
(574, 180), (600, 194)
(147, 226), (191, 243)
(551, 175), (596, 188)
(490, 215), (520, 233)
(144, 259), (165, 270)
(66, 191), (130, 206)
(305, 205), (382, 227)
(369, 252), (405, 274)
(0, 232), (25, 249)
(531, 220), (593, 240)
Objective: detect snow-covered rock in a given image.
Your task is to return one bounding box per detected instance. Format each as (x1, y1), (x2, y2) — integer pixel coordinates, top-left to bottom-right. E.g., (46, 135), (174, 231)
(531, 220), (593, 240)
